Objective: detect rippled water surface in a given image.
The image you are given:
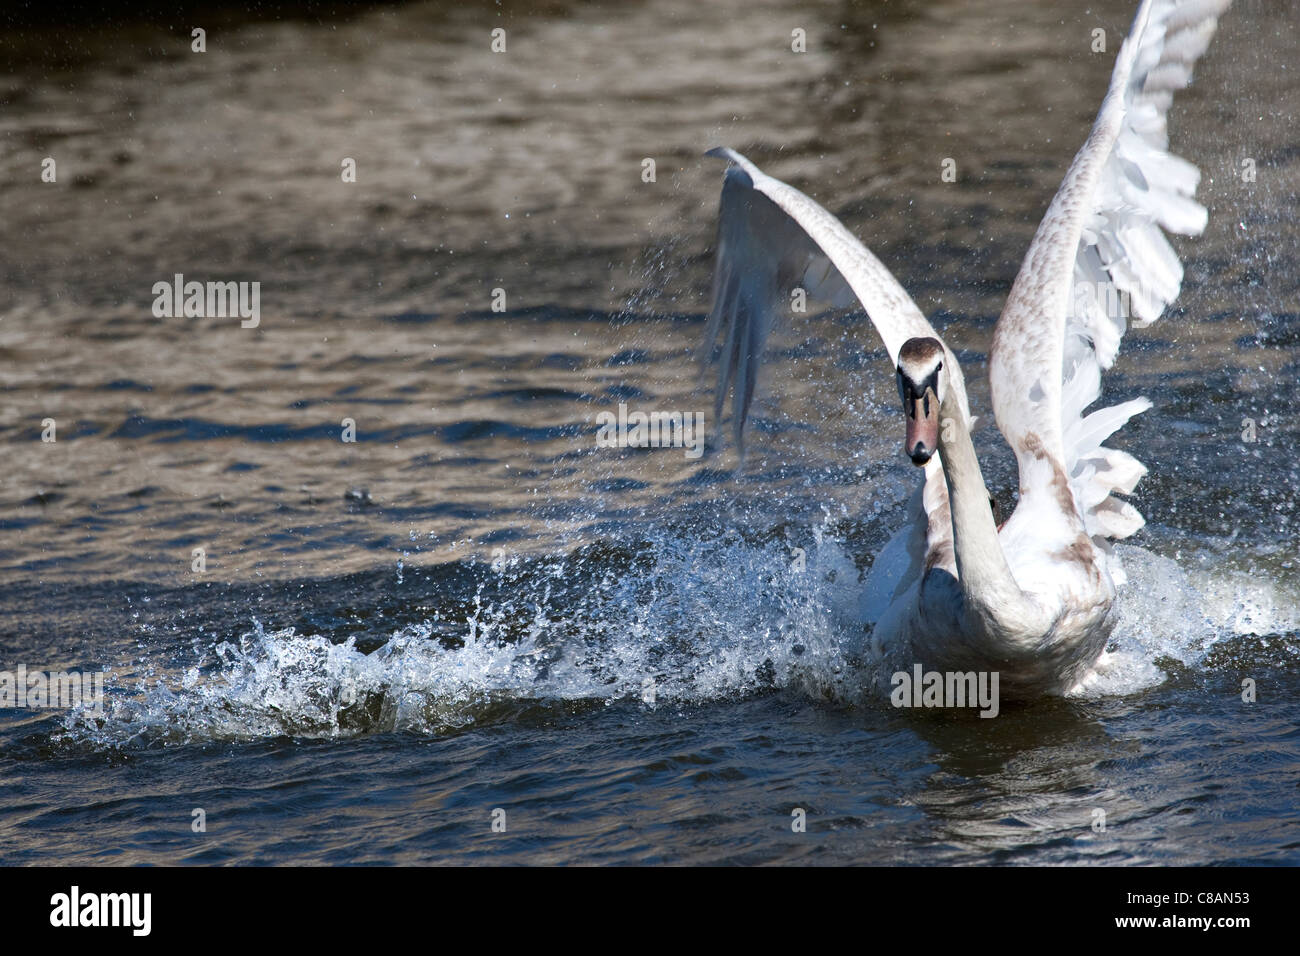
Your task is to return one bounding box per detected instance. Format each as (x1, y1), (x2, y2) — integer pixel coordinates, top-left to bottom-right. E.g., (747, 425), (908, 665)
(1, 0), (1298, 864)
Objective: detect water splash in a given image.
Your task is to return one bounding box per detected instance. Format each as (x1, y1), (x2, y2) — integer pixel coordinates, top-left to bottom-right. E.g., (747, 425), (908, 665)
(57, 526), (1298, 748)
(1074, 544), (1300, 696)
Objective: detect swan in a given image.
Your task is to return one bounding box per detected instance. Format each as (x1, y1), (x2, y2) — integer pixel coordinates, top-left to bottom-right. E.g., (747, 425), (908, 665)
(699, 0), (1233, 697)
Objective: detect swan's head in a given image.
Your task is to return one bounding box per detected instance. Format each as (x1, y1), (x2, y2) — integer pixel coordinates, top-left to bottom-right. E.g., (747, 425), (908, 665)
(896, 337), (946, 466)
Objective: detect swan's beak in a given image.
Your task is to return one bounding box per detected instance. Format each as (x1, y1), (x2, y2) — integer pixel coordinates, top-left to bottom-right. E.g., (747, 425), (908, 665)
(905, 389), (938, 466)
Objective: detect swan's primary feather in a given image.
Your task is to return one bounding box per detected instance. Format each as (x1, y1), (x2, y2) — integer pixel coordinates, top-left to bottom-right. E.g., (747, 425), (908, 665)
(991, 0), (1230, 551)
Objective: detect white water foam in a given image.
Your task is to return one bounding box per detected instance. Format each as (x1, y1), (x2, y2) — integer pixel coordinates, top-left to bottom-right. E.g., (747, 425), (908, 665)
(59, 529), (1298, 747)
(1076, 544), (1300, 696)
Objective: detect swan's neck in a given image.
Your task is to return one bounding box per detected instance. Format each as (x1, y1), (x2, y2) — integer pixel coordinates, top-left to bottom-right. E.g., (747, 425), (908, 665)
(935, 395), (1024, 616)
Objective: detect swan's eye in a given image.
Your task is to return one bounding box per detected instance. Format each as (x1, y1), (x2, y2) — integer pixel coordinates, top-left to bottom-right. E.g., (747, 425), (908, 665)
(936, 361), (943, 371)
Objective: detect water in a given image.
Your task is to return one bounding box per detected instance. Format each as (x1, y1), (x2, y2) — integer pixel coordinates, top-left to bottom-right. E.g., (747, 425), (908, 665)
(1, 0), (1298, 865)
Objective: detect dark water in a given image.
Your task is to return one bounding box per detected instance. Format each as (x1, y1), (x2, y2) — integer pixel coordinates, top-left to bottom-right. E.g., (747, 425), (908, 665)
(1, 0), (1298, 864)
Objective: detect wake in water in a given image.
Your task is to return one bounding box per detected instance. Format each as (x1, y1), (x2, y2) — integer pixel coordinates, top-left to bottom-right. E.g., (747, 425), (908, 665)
(57, 521), (1300, 749)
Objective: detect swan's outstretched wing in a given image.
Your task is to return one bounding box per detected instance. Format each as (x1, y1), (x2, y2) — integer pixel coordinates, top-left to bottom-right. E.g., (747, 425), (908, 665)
(701, 148), (976, 610)
(702, 148), (972, 445)
(991, 0), (1230, 547)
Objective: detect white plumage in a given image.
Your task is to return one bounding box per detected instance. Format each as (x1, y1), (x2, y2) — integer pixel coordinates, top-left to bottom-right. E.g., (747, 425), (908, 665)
(699, 0), (1231, 695)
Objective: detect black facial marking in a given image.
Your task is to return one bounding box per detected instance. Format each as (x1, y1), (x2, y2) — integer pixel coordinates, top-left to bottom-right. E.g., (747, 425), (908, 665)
(904, 368), (940, 401)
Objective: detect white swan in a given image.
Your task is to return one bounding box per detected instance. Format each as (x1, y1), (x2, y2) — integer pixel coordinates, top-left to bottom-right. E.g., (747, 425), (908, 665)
(700, 0), (1232, 697)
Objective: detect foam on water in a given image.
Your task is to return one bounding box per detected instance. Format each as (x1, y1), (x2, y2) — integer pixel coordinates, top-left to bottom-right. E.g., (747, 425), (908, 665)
(58, 526), (1299, 748)
(1077, 544), (1300, 695)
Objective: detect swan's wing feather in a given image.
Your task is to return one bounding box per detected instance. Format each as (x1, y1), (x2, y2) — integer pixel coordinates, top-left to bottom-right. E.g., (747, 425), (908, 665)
(990, 0), (1229, 546)
(703, 148), (972, 446)
(703, 148), (969, 593)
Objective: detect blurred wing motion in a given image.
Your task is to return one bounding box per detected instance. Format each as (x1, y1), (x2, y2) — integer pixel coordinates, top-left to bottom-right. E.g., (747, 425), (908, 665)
(991, 0), (1231, 551)
(700, 147), (973, 447)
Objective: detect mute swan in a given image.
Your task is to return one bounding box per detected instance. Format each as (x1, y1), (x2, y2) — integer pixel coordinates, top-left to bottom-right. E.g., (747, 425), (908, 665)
(700, 0), (1232, 697)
